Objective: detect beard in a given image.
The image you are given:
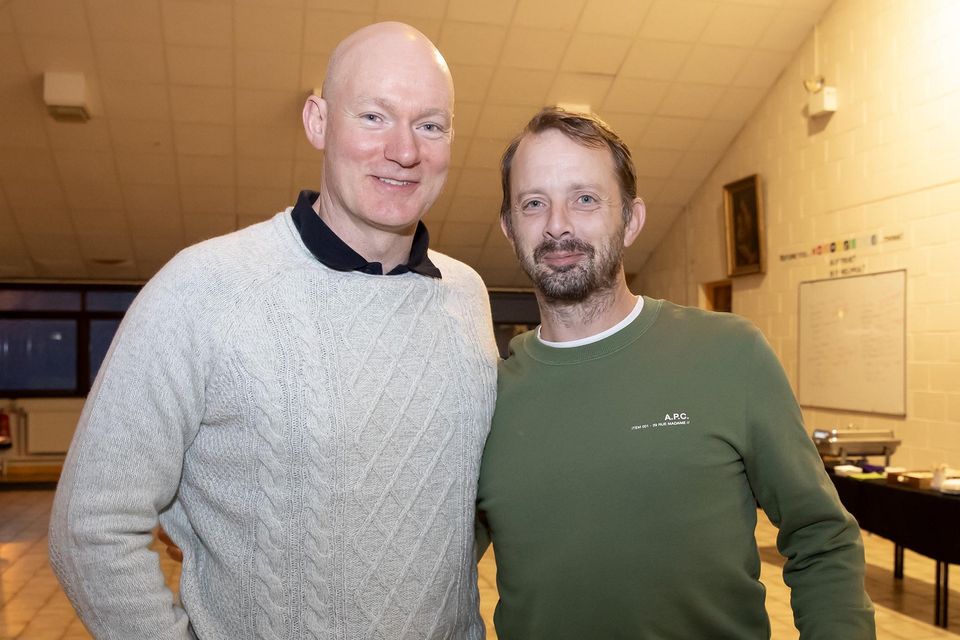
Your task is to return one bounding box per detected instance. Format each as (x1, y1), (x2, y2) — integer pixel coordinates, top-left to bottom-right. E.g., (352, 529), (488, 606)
(516, 228), (625, 301)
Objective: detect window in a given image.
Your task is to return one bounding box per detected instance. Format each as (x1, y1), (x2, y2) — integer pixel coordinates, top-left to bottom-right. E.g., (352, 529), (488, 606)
(0, 284), (140, 397)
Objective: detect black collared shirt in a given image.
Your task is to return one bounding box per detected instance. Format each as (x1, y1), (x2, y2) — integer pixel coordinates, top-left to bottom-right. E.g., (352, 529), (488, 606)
(290, 190), (441, 278)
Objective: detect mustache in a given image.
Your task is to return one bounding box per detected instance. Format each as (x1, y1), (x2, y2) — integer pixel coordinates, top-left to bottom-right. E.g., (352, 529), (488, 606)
(533, 238), (595, 262)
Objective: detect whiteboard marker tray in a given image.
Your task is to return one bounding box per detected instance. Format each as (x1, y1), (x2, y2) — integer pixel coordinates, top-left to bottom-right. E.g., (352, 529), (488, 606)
(813, 429), (901, 458)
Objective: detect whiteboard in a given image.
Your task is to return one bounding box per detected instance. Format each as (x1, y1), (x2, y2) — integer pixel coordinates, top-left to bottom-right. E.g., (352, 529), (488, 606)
(798, 270), (906, 415)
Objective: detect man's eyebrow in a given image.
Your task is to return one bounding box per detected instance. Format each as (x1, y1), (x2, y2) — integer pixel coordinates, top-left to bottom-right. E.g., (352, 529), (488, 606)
(354, 96), (451, 121)
(515, 183), (604, 200)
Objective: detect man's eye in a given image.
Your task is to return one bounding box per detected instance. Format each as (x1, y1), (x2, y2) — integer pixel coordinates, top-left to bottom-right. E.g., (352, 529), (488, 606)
(361, 113), (382, 122)
(577, 194), (596, 204)
(522, 199), (544, 210)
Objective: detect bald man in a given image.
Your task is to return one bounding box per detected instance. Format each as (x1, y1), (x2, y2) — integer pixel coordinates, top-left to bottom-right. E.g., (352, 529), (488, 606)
(49, 23), (498, 640)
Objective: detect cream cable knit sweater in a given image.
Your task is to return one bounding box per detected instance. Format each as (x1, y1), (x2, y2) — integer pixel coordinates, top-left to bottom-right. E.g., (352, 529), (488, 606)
(49, 211), (499, 640)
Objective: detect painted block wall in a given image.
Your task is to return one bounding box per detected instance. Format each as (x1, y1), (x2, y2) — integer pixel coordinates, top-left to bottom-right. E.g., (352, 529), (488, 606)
(634, 0), (960, 469)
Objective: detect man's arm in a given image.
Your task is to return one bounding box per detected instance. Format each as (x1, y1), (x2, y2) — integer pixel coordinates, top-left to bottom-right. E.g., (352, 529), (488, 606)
(742, 330), (876, 639)
(48, 260), (210, 639)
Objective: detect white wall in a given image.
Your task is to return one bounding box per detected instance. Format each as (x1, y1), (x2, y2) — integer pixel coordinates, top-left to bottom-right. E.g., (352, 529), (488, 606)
(635, 0), (960, 469)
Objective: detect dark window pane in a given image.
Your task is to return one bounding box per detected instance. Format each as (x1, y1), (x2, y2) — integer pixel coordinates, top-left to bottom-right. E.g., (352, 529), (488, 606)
(0, 319), (77, 390)
(0, 289), (82, 311)
(86, 290), (138, 312)
(89, 319), (121, 382)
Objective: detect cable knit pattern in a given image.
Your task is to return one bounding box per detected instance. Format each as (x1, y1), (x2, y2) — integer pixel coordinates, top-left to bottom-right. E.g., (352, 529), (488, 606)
(48, 211), (499, 640)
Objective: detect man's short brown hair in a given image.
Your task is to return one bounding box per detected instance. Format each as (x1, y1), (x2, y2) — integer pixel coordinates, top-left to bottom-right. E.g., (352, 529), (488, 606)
(499, 107), (638, 234)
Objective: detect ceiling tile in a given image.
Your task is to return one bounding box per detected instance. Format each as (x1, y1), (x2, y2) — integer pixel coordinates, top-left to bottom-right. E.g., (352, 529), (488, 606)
(620, 39), (692, 81)
(166, 46), (233, 87)
(501, 28), (570, 71)
(122, 184), (182, 214)
(673, 149), (720, 184)
(757, 9), (818, 52)
(464, 138), (510, 170)
(374, 0), (446, 19)
(449, 65), (495, 104)
(0, 116), (48, 150)
(78, 233), (134, 261)
(694, 118), (743, 151)
(2, 181), (66, 210)
(453, 102), (481, 137)
(101, 80), (171, 120)
(132, 232), (184, 260)
(447, 0), (516, 25)
(446, 194), (501, 223)
(560, 34), (632, 74)
(450, 137), (470, 168)
(177, 154), (235, 186)
(487, 68), (555, 107)
(162, 1), (232, 48)
(439, 221), (491, 246)
(456, 167), (500, 199)
(547, 73), (613, 109)
(19, 36), (98, 77)
(235, 89), (303, 126)
(434, 245), (483, 267)
(678, 45), (749, 85)
(109, 119), (174, 153)
(476, 105), (534, 140)
(235, 50), (301, 91)
(639, 116), (703, 150)
(95, 41), (167, 83)
(12, 205), (73, 234)
(733, 50), (792, 88)
(183, 213), (236, 244)
(180, 185), (236, 214)
(308, 0), (372, 10)
(85, 0), (164, 42)
(513, 0), (584, 31)
(0, 5), (12, 34)
(54, 150), (118, 185)
(639, 0), (716, 42)
(170, 85), (234, 124)
(370, 15), (442, 41)
(86, 261), (140, 279)
(235, 5), (303, 52)
(115, 152), (178, 185)
(631, 148), (683, 178)
(10, 0), (90, 37)
(236, 126), (298, 158)
(578, 0), (653, 36)
(602, 77), (668, 114)
(303, 11), (374, 55)
(700, 4), (777, 47)
(657, 83), (725, 118)
(237, 157), (293, 189)
(0, 150), (58, 183)
(24, 233), (83, 262)
(127, 207), (182, 233)
(439, 22), (507, 66)
(656, 178), (700, 205)
(45, 118), (113, 151)
(596, 112), (651, 145)
(301, 54), (329, 93)
(711, 86), (766, 121)
(237, 187), (291, 216)
(62, 180), (125, 210)
(0, 35), (27, 74)
(174, 123), (234, 156)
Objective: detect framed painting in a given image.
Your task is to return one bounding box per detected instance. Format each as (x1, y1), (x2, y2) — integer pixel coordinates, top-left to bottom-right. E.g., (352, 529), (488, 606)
(723, 174), (765, 277)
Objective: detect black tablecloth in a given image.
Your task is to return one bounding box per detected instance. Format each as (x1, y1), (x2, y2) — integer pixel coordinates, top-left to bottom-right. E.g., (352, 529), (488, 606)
(829, 473), (960, 564)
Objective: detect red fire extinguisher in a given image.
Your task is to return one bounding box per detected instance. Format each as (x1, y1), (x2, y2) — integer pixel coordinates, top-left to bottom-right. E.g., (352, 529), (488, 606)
(0, 410), (12, 449)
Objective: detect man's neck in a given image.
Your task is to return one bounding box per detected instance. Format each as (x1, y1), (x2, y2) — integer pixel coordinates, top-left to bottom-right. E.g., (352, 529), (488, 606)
(537, 279), (638, 342)
(313, 199), (416, 274)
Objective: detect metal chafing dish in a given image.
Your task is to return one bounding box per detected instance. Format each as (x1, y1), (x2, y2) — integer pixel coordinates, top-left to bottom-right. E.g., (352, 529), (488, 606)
(812, 428), (901, 465)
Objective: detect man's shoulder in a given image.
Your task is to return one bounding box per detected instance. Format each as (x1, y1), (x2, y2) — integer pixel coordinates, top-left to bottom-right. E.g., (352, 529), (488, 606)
(427, 250), (487, 292)
(654, 298), (760, 342)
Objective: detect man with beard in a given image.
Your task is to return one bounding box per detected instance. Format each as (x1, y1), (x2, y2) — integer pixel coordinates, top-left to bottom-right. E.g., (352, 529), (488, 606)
(49, 23), (497, 639)
(475, 107), (876, 639)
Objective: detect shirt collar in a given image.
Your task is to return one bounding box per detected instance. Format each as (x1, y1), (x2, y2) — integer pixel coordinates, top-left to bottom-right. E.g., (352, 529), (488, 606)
(290, 190), (441, 278)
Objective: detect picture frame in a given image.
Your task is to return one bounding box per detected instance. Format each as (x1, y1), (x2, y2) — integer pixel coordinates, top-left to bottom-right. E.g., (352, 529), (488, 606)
(723, 174), (765, 277)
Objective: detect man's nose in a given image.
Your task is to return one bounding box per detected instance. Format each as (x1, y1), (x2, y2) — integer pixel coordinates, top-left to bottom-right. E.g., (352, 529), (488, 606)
(544, 202), (573, 239)
(384, 125), (420, 167)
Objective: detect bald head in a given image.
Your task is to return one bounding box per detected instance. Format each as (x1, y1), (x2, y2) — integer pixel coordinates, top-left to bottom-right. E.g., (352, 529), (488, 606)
(322, 22), (453, 104)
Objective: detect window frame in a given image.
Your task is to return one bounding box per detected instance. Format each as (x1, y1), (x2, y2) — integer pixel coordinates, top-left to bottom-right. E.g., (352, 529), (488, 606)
(0, 282), (141, 398)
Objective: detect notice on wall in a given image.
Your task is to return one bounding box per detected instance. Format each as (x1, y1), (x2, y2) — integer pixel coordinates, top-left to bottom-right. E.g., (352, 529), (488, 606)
(798, 270), (906, 416)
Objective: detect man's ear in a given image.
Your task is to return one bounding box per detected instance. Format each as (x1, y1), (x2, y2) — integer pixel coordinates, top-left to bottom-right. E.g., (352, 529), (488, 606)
(500, 215), (515, 248)
(623, 198), (646, 248)
(302, 95), (328, 151)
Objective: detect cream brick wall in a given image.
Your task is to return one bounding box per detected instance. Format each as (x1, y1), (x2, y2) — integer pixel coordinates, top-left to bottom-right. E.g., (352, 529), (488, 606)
(634, 0), (960, 469)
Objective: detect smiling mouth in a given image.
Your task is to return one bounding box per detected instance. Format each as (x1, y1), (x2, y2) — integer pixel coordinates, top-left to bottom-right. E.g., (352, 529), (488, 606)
(377, 177), (415, 186)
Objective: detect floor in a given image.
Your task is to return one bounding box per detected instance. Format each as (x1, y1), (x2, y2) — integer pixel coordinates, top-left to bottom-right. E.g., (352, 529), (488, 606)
(0, 489), (956, 639)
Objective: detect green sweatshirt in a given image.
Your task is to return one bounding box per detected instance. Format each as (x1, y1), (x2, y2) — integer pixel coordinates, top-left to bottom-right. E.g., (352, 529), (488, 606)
(477, 297), (875, 640)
